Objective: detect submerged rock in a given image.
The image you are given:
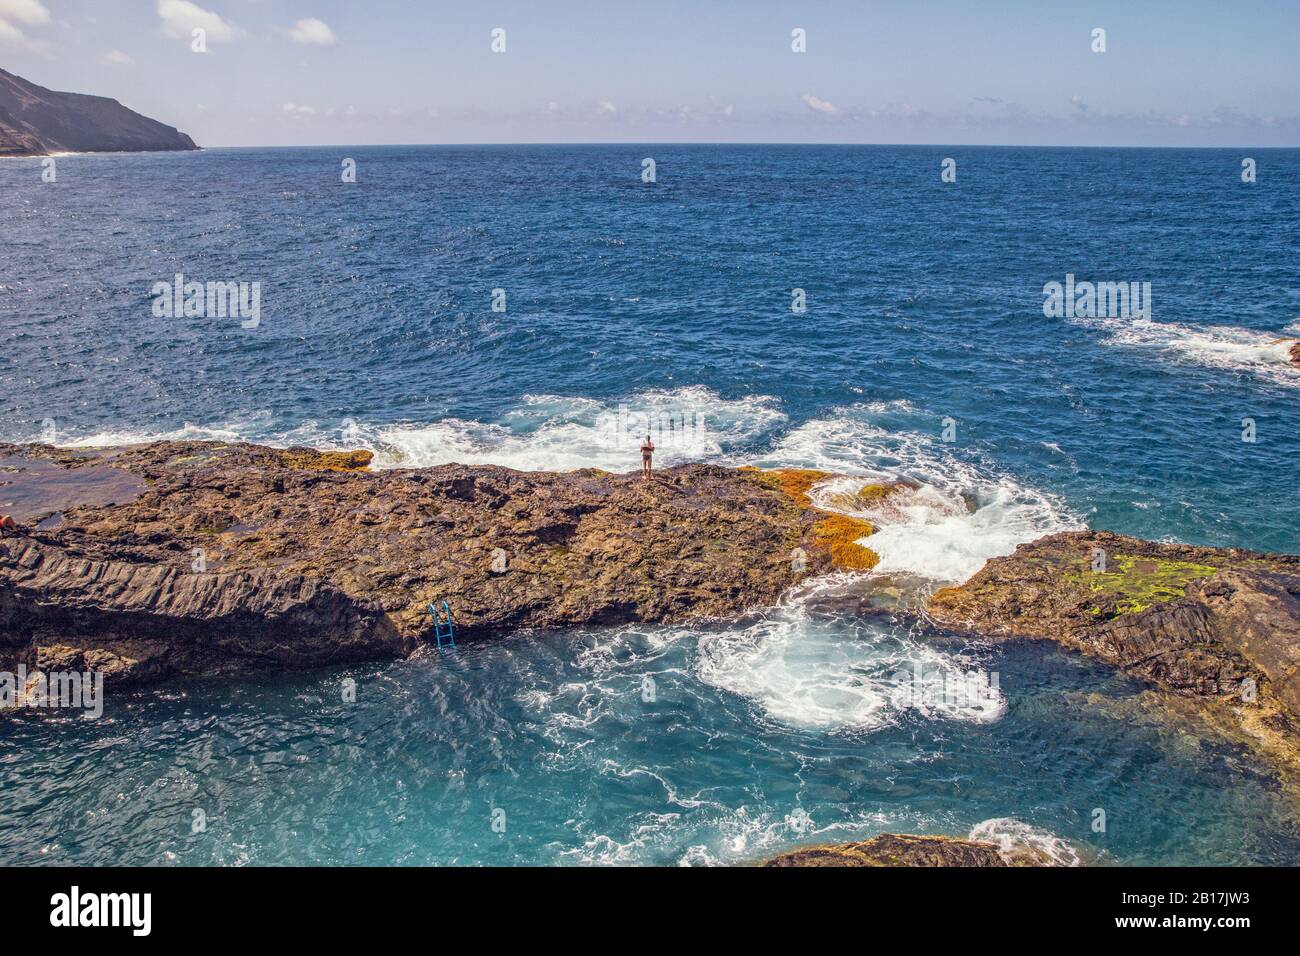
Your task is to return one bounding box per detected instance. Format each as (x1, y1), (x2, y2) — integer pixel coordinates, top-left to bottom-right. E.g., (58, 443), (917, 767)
(764, 833), (1015, 867)
(0, 441), (864, 684)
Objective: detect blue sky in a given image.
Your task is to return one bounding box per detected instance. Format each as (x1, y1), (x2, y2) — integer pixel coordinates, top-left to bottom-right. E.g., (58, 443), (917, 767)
(2, 0), (1299, 147)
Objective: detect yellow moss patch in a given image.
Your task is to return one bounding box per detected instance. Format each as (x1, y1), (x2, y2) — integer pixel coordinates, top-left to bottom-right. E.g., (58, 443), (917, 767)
(282, 449), (374, 472)
(1066, 553), (1218, 615)
(929, 585), (963, 607)
(813, 514), (880, 570)
(742, 467), (882, 570)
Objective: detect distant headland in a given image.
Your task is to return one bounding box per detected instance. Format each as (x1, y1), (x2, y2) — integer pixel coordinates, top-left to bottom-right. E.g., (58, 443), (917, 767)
(0, 67), (198, 157)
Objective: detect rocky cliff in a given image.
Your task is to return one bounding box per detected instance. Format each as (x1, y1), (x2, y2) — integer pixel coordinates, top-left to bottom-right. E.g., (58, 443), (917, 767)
(0, 67), (198, 157)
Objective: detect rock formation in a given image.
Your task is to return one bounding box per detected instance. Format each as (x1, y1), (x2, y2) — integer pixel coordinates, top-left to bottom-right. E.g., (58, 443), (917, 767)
(0, 67), (198, 157)
(929, 530), (1300, 767)
(5, 438), (1299, 782)
(0, 442), (865, 684)
(764, 833), (1017, 867)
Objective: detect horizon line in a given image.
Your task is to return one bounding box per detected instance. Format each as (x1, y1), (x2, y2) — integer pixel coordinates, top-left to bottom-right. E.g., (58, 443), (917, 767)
(191, 141), (1300, 151)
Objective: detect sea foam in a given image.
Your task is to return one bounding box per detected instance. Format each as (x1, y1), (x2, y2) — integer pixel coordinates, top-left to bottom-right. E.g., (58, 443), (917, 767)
(1075, 315), (1299, 387)
(754, 404), (1081, 583)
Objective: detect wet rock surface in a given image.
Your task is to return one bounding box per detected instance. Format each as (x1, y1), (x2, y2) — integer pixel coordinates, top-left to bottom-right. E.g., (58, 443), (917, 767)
(763, 833), (1019, 867)
(928, 530), (1300, 750)
(0, 441), (846, 683)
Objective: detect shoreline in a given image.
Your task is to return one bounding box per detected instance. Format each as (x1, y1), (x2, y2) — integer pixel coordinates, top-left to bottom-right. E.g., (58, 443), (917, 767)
(0, 146), (204, 160)
(4, 438), (1299, 777)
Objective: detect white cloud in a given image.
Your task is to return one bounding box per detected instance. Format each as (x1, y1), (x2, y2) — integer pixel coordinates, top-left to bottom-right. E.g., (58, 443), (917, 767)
(597, 100), (617, 115)
(157, 0), (235, 43)
(282, 102), (316, 116)
(101, 49), (135, 66)
(800, 93), (841, 115)
(0, 0), (50, 26)
(287, 17), (335, 46)
(0, 0), (50, 52)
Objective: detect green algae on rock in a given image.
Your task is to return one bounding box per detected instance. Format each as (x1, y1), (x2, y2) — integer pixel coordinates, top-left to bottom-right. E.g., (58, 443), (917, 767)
(929, 529), (1300, 775)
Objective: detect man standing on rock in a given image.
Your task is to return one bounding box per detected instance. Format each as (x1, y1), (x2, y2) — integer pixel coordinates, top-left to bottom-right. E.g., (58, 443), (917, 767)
(640, 434), (654, 480)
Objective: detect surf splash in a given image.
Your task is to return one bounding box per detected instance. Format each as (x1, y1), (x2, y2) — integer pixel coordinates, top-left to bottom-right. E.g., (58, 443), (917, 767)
(347, 388), (786, 471)
(969, 817), (1084, 867)
(1076, 315), (1300, 387)
(755, 403), (1081, 583)
(696, 579), (1005, 731)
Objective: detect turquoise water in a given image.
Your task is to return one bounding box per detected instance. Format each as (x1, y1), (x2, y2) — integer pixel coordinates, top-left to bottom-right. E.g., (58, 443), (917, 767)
(4, 610), (1298, 866)
(1, 145), (1298, 864)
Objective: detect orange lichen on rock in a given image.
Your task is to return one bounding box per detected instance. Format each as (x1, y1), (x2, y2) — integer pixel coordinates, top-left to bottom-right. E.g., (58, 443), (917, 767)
(812, 514), (880, 570)
(739, 467), (831, 508)
(742, 467), (881, 571)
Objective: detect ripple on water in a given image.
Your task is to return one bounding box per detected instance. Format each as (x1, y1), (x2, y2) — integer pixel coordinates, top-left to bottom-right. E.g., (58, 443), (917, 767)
(4, 617), (1299, 866)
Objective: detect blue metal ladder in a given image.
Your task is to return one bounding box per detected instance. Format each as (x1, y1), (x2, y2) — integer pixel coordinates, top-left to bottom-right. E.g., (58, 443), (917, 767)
(429, 600), (456, 649)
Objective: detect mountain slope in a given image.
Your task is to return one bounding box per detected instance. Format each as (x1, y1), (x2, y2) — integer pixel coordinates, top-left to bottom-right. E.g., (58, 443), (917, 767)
(0, 67), (198, 157)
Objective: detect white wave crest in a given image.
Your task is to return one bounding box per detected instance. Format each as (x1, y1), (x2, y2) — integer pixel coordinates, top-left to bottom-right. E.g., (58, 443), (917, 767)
(1078, 315), (1299, 386)
(343, 387), (786, 471)
(31, 387), (787, 474)
(755, 406), (1080, 583)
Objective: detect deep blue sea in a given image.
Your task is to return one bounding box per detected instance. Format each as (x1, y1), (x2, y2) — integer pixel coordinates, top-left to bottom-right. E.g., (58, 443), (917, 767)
(1, 145), (1298, 865)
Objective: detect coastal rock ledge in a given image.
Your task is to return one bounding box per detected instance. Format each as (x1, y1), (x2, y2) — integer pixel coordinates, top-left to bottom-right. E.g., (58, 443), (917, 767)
(764, 834), (1026, 867)
(928, 530), (1300, 761)
(1, 441), (852, 684)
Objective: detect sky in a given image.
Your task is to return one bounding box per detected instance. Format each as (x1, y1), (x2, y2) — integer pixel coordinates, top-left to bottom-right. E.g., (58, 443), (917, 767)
(2, 0), (1299, 147)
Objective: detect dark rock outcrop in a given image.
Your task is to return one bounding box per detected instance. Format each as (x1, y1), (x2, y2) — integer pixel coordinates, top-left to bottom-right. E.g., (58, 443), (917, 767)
(1290, 341), (1300, 368)
(764, 834), (1012, 867)
(928, 530), (1300, 762)
(0, 67), (198, 157)
(0, 441), (854, 684)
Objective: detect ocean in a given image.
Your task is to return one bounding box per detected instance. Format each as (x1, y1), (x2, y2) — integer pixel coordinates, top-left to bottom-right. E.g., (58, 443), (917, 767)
(1, 144), (1298, 865)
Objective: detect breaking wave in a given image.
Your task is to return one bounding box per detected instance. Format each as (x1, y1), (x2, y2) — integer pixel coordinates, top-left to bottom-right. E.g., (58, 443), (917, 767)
(1076, 315), (1299, 387)
(37, 387), (786, 473)
(343, 388), (785, 470)
(752, 404), (1081, 583)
